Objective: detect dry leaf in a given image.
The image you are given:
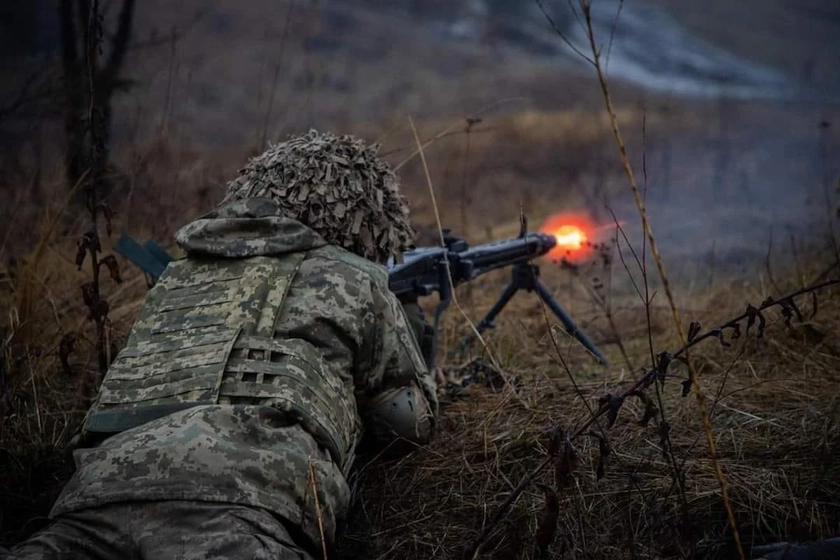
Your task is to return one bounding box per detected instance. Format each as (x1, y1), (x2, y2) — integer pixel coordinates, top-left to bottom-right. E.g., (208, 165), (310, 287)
(687, 321), (701, 342)
(629, 390), (658, 427)
(59, 333), (76, 376)
(534, 484), (559, 557)
(599, 393), (624, 427)
(100, 255), (123, 284)
(546, 427), (577, 490)
(588, 431), (611, 480)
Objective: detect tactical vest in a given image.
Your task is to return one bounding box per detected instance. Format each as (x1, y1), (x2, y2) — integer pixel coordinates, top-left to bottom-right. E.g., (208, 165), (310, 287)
(80, 252), (359, 470)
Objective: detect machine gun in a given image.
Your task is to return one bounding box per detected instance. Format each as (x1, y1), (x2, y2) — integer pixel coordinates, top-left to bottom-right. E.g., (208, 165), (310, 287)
(114, 226), (608, 369)
(389, 228), (607, 367)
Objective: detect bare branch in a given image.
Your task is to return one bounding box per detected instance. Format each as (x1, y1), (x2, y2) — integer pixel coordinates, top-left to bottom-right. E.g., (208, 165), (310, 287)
(533, 0), (595, 66)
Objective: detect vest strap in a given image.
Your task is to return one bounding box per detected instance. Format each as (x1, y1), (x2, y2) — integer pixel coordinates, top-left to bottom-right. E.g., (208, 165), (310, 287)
(85, 401), (214, 434)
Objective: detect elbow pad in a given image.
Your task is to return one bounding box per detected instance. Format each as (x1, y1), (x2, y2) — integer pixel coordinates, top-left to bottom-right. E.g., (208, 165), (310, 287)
(367, 384), (434, 445)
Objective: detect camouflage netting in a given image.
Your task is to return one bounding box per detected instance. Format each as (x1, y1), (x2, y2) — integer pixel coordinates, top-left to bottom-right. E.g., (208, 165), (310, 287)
(221, 129), (416, 264)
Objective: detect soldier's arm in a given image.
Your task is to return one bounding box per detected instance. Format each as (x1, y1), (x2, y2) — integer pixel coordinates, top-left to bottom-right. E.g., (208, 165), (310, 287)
(356, 281), (439, 448)
(400, 298), (436, 368)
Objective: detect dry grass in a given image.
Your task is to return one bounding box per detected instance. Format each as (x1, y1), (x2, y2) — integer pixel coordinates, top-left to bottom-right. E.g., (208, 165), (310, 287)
(0, 106), (629, 543)
(336, 252), (840, 560)
(1, 103), (839, 560)
(2, 1), (839, 555)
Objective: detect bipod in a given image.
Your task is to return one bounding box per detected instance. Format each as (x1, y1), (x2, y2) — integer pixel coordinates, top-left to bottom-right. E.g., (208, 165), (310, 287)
(457, 261), (608, 365)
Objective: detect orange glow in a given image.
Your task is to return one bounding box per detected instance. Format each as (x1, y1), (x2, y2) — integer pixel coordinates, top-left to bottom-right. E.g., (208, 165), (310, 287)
(539, 212), (627, 261)
(539, 213), (594, 260)
(553, 224), (588, 251)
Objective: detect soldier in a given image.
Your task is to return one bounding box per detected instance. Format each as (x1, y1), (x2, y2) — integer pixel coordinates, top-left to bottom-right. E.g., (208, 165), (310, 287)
(6, 130), (439, 559)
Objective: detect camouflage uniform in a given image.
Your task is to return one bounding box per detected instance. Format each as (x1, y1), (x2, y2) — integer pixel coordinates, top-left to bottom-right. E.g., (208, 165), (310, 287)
(8, 132), (438, 559)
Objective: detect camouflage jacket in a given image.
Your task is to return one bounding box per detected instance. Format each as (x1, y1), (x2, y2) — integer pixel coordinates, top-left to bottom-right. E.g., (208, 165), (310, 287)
(50, 198), (438, 548)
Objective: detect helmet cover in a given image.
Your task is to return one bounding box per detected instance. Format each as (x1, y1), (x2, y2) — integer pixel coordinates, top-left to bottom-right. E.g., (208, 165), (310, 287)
(221, 129), (416, 264)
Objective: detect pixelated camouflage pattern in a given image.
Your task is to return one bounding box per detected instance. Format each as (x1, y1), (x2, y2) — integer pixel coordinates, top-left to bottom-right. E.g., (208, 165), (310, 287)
(174, 197), (329, 259)
(51, 198), (437, 550)
(12, 473), (316, 559)
(85, 244), (358, 468)
(221, 129), (416, 264)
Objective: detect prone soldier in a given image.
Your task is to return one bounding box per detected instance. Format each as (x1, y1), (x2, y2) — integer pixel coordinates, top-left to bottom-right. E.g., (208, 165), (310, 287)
(6, 129), (439, 559)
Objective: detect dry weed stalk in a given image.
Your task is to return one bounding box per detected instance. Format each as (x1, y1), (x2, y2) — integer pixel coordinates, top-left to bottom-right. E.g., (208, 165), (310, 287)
(556, 237), (635, 373)
(393, 99), (526, 172)
(578, 0), (740, 556)
(606, 198), (695, 552)
(459, 118), (480, 305)
(407, 115), (506, 380)
(72, 0), (124, 376)
(256, 0), (296, 149)
(59, 0), (136, 193)
(307, 461), (329, 560)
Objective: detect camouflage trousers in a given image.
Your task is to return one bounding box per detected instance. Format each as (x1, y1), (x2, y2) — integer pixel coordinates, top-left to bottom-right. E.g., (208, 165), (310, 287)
(5, 501), (315, 560)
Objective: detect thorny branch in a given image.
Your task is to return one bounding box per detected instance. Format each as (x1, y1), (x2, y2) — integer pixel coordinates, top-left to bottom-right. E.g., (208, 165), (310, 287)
(463, 274), (840, 558)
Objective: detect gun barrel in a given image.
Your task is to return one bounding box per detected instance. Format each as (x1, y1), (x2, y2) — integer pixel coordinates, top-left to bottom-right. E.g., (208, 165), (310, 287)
(464, 232), (556, 275)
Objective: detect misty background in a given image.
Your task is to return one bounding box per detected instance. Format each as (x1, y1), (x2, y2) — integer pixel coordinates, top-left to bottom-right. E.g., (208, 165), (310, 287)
(1, 0), (839, 282)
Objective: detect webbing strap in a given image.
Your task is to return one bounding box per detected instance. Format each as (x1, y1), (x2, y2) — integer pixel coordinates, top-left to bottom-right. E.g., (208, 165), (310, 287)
(85, 401), (213, 434)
